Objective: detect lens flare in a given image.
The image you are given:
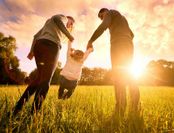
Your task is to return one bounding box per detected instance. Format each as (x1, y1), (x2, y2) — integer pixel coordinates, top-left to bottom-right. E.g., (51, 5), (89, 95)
(129, 56), (148, 79)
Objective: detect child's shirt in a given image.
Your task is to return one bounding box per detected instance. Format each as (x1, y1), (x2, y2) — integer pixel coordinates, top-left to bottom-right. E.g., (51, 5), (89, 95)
(60, 43), (93, 80)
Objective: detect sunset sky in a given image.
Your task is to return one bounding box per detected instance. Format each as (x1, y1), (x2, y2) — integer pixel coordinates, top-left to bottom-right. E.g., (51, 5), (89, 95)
(1, 0), (174, 75)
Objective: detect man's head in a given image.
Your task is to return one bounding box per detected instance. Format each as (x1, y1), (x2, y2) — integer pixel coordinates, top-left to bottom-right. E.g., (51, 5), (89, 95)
(66, 16), (75, 32)
(98, 8), (109, 20)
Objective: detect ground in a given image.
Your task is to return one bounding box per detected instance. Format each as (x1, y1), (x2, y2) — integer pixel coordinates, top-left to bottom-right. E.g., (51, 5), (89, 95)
(0, 85), (174, 133)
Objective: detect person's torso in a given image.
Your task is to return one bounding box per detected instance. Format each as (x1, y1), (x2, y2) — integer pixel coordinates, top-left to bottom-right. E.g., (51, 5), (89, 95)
(108, 10), (134, 44)
(36, 14), (67, 46)
(60, 57), (84, 80)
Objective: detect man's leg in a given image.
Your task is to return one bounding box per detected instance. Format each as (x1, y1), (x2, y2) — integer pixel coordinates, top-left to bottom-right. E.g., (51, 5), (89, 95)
(129, 81), (140, 112)
(111, 42), (133, 116)
(124, 69), (140, 112)
(114, 77), (127, 116)
(111, 63), (128, 116)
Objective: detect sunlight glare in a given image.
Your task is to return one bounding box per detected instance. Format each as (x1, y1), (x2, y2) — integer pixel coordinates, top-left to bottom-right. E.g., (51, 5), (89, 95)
(129, 56), (148, 79)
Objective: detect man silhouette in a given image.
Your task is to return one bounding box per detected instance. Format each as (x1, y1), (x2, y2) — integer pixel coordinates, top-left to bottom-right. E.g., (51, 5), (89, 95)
(87, 8), (140, 115)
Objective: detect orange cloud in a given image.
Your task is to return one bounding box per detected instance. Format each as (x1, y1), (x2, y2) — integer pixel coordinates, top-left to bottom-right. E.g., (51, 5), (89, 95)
(1, 0), (174, 73)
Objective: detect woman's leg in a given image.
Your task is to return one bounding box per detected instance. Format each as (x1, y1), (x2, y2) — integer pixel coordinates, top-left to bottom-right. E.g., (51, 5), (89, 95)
(31, 39), (59, 113)
(12, 83), (38, 116)
(12, 43), (43, 116)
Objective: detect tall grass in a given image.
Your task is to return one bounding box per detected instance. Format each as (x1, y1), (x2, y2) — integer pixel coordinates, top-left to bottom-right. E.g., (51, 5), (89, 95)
(0, 85), (174, 133)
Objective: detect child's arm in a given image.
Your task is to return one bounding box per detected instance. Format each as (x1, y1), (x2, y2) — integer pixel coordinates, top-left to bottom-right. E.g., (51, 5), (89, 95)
(83, 47), (94, 61)
(67, 40), (73, 58)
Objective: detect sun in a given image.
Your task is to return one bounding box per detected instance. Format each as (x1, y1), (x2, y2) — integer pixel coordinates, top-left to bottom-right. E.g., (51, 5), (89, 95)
(129, 56), (148, 79)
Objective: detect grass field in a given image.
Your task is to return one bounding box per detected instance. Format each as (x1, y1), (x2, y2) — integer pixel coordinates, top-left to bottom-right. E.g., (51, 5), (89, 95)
(0, 85), (174, 133)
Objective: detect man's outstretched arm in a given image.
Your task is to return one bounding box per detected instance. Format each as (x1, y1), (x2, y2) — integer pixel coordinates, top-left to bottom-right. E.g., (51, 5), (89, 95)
(88, 12), (111, 45)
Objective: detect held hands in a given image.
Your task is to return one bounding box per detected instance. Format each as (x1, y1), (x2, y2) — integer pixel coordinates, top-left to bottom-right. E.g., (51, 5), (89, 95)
(68, 40), (73, 45)
(90, 47), (94, 52)
(69, 36), (74, 42)
(27, 52), (34, 60)
(70, 48), (75, 52)
(86, 42), (93, 50)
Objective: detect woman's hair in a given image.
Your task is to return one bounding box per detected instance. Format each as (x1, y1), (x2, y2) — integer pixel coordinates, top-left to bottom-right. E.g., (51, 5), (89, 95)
(66, 16), (75, 23)
(70, 49), (84, 62)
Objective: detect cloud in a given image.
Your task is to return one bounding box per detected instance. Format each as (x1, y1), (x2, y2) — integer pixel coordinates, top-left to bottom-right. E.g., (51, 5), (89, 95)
(1, 0), (174, 73)
(117, 0), (174, 60)
(1, 14), (46, 47)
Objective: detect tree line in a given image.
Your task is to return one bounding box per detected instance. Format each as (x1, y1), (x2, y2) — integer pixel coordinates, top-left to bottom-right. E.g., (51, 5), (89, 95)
(1, 32), (174, 86)
(0, 32), (26, 84)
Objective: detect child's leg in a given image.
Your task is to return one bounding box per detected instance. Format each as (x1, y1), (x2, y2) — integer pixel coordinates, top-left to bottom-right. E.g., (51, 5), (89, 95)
(58, 75), (66, 99)
(63, 89), (73, 99)
(63, 85), (76, 99)
(60, 77), (77, 99)
(58, 86), (65, 99)
(63, 80), (77, 99)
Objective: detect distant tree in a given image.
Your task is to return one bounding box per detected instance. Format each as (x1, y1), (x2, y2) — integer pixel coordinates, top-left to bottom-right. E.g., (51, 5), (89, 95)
(0, 32), (26, 84)
(142, 59), (174, 86)
(80, 67), (94, 85)
(91, 68), (107, 85)
(28, 59), (174, 86)
(103, 69), (113, 85)
(80, 67), (108, 85)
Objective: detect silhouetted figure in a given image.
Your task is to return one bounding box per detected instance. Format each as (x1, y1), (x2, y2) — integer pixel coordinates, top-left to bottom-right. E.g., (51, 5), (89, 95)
(13, 14), (75, 115)
(58, 41), (93, 99)
(87, 8), (140, 116)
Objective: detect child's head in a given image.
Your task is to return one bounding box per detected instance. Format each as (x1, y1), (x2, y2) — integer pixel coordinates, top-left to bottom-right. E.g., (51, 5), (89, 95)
(70, 49), (84, 62)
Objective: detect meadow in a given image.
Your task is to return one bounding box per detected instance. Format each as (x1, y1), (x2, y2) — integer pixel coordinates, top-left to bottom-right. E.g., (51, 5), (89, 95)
(0, 85), (174, 133)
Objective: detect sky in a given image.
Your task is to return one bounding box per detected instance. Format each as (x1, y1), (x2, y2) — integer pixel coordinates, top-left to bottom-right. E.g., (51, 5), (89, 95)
(1, 0), (174, 75)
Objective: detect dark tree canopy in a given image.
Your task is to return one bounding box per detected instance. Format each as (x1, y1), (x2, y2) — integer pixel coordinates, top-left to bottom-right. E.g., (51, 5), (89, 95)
(0, 32), (26, 84)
